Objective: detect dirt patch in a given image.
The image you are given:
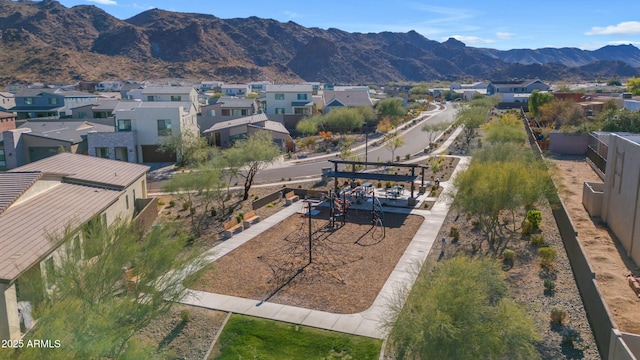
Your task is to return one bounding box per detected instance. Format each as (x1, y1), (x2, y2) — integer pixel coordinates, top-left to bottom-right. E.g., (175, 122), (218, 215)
(550, 157), (640, 334)
(192, 209), (424, 314)
(136, 304), (227, 360)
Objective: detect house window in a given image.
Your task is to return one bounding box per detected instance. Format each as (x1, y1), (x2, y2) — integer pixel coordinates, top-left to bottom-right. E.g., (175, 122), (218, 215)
(48, 97), (59, 105)
(275, 108), (285, 114)
(0, 149), (5, 168)
(126, 194), (129, 210)
(118, 119), (131, 132)
(96, 147), (109, 158)
(294, 108), (308, 115)
(78, 112), (87, 119)
(24, 97), (34, 105)
(297, 93), (308, 100)
(208, 109), (216, 116)
(221, 109), (231, 116)
(171, 95), (182, 101)
(117, 119), (132, 132)
(157, 119), (172, 136)
(147, 95), (159, 101)
(275, 94), (285, 100)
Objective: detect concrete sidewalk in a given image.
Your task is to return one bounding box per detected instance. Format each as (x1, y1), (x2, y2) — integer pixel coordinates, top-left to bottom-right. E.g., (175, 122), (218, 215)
(179, 156), (470, 339)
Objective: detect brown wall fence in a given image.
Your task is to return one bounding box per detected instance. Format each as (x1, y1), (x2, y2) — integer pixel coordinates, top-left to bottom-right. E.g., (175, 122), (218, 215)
(133, 197), (158, 234)
(523, 113), (621, 359)
(251, 188), (330, 210)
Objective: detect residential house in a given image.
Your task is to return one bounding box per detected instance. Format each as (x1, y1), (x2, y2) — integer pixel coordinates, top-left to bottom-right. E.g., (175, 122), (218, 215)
(71, 99), (122, 119)
(0, 93), (16, 111)
(450, 81), (489, 92)
(200, 81), (223, 91)
(303, 82), (321, 93)
(487, 79), (550, 97)
(221, 84), (250, 97)
(322, 89), (373, 114)
(95, 81), (124, 92)
(12, 89), (100, 120)
(265, 84), (313, 116)
(203, 113), (293, 152)
(1, 120), (114, 169)
(0, 153), (151, 340)
(249, 81), (272, 94)
(119, 82), (146, 100)
(141, 86), (200, 113)
(108, 101), (199, 163)
(199, 97), (260, 131)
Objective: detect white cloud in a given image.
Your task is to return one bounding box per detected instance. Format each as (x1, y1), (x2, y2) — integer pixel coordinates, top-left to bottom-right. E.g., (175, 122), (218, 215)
(586, 21), (640, 35)
(284, 11), (299, 20)
(449, 35), (496, 45)
(496, 32), (513, 39)
(88, 0), (117, 5)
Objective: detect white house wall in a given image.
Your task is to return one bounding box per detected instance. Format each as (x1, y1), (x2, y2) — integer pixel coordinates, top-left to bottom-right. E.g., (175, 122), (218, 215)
(601, 134), (640, 265)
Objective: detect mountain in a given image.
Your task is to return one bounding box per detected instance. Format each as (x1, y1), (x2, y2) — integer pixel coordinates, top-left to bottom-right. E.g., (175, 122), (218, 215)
(0, 0), (638, 86)
(480, 44), (640, 68)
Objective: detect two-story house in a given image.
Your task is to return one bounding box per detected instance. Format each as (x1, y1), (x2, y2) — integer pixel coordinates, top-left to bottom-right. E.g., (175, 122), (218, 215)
(12, 89), (100, 120)
(93, 101), (199, 163)
(141, 86), (201, 113)
(221, 84), (250, 97)
(487, 80), (550, 96)
(265, 84), (313, 116)
(0, 153), (152, 341)
(199, 97), (260, 132)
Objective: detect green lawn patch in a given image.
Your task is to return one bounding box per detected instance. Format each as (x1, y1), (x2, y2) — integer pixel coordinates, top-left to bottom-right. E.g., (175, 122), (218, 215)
(212, 314), (382, 360)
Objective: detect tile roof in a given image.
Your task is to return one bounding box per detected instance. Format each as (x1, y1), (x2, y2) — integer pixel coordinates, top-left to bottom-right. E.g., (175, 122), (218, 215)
(266, 84), (313, 92)
(0, 182), (122, 281)
(323, 90), (373, 107)
(0, 172), (43, 215)
(248, 121), (290, 135)
(9, 153), (148, 189)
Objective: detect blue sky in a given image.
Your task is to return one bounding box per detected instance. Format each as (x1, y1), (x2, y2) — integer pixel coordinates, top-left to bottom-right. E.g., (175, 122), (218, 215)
(57, 0), (640, 50)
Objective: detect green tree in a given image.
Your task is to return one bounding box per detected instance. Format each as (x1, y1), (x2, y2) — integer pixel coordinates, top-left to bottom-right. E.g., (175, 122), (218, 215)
(528, 90), (554, 116)
(627, 76), (640, 95)
(11, 220), (205, 359)
(295, 118), (318, 136)
(384, 130), (405, 162)
(456, 105), (486, 148)
(356, 106), (377, 125)
(481, 112), (526, 145)
(537, 99), (585, 130)
(599, 108), (640, 132)
(158, 129), (212, 167)
(223, 130), (281, 201)
(421, 122), (450, 146)
(385, 256), (540, 360)
(323, 107), (364, 138)
(453, 145), (551, 255)
(376, 98), (406, 125)
(163, 164), (226, 236)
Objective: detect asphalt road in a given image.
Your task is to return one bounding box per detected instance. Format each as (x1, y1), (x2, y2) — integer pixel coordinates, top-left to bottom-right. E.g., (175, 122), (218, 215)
(148, 104), (457, 191)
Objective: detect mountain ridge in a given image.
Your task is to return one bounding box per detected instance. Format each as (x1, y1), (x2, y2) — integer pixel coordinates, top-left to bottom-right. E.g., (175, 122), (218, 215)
(0, 0), (638, 85)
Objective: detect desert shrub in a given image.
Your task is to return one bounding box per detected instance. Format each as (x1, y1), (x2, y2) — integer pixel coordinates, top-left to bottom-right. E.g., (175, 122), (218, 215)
(544, 279), (556, 292)
(561, 326), (582, 345)
(405, 154), (411, 160)
(477, 139), (482, 148)
(157, 201), (165, 206)
(210, 208), (217, 217)
(530, 234), (545, 247)
(450, 225), (460, 240)
(471, 220), (480, 228)
(266, 202), (275, 208)
(180, 309), (192, 323)
(189, 207), (196, 215)
(182, 201), (191, 211)
(503, 249), (515, 261)
(522, 219), (533, 236)
(550, 305), (568, 324)
(169, 200), (176, 208)
(539, 247), (557, 268)
(526, 209), (542, 229)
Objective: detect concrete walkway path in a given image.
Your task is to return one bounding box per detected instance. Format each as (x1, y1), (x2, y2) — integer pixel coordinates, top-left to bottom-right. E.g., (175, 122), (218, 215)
(179, 157), (471, 339)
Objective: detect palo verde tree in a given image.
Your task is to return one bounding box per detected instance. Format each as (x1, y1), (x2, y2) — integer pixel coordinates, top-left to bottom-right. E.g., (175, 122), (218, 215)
(599, 108), (640, 132)
(385, 256), (540, 360)
(627, 76), (640, 96)
(452, 144), (551, 256)
(295, 118), (318, 137)
(322, 107), (364, 138)
(10, 219), (205, 360)
(481, 112), (527, 145)
(421, 122), (450, 147)
(456, 105), (487, 148)
(158, 129), (213, 167)
(223, 130), (281, 201)
(528, 90), (554, 116)
(384, 130), (405, 162)
(376, 98), (406, 125)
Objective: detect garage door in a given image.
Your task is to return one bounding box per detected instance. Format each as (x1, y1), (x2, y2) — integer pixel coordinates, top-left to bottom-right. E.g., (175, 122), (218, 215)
(141, 145), (176, 163)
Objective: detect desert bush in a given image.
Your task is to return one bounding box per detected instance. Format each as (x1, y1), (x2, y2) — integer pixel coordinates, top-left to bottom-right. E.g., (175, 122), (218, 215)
(539, 247), (557, 268)
(561, 326), (582, 346)
(503, 249), (515, 261)
(530, 234), (545, 247)
(450, 225), (460, 240)
(169, 200), (176, 208)
(210, 208), (217, 217)
(544, 279), (556, 292)
(522, 219), (533, 236)
(550, 305), (568, 324)
(189, 207), (196, 215)
(526, 209), (543, 228)
(180, 309), (192, 323)
(182, 201), (191, 211)
(157, 201), (165, 206)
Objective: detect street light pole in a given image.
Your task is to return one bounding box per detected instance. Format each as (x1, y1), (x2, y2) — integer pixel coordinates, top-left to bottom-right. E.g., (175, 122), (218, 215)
(365, 131), (368, 169)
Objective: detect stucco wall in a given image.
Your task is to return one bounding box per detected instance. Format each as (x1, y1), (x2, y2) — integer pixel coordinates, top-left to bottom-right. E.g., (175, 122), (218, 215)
(549, 132), (589, 155)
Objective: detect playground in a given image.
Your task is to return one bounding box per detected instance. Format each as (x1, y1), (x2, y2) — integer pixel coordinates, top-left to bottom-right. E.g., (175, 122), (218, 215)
(191, 203), (423, 314)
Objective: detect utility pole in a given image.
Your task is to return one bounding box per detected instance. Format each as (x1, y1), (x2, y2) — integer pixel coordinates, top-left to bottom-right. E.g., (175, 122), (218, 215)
(308, 200), (312, 264)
